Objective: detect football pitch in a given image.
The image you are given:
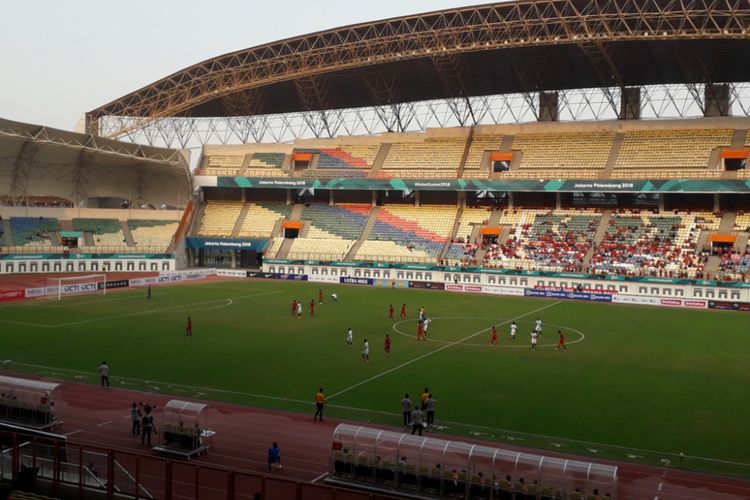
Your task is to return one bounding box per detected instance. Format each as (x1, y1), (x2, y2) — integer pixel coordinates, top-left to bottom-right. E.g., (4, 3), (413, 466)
(1, 279), (749, 477)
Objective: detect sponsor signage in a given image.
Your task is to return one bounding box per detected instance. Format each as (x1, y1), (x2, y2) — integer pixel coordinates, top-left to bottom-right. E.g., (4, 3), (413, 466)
(482, 285), (525, 296)
(708, 300), (750, 312)
(408, 281), (445, 290)
(0, 253), (172, 260)
(100, 280), (129, 290)
(308, 275), (341, 284)
(524, 288), (613, 302)
(218, 176), (750, 194)
(216, 269), (249, 278)
(247, 272), (275, 279)
(340, 277), (374, 286)
(274, 273), (308, 281)
(62, 282), (99, 294)
(24, 287), (46, 298)
(0, 289), (25, 302)
(186, 237), (268, 251)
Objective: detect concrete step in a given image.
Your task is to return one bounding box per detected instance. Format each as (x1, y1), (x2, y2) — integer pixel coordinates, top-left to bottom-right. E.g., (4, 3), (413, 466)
(600, 133), (624, 179)
(275, 238), (295, 259)
(456, 129), (474, 178)
(290, 203), (305, 221)
(368, 143), (392, 179)
(438, 205), (464, 262)
(231, 203), (252, 237)
(719, 212), (737, 232)
(121, 221), (136, 246)
(345, 206), (380, 260)
(582, 210), (612, 269)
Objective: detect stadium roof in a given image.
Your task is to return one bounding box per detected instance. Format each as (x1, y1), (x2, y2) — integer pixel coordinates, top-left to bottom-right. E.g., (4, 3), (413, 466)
(0, 117), (191, 203)
(87, 0), (750, 132)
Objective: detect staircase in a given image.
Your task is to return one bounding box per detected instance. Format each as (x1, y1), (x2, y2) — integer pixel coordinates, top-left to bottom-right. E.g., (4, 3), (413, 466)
(456, 129), (475, 178)
(731, 129), (748, 148)
(121, 221), (136, 246)
(736, 232), (749, 252)
(231, 202), (252, 237)
(600, 133), (624, 179)
(719, 212), (737, 232)
(472, 208), (505, 263)
(49, 231), (63, 246)
(275, 238), (296, 259)
(703, 255), (722, 279)
(290, 203), (305, 221)
(582, 210), (612, 269)
(438, 205), (464, 262)
(368, 144), (392, 179)
(2, 218), (13, 245)
(344, 206), (380, 260)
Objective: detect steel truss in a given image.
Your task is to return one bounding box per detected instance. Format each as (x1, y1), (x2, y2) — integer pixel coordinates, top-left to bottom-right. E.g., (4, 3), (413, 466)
(87, 0), (750, 139)
(98, 83), (750, 150)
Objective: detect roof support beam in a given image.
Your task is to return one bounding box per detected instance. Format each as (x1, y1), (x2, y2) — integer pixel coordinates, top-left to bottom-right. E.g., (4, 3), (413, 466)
(9, 140), (39, 207)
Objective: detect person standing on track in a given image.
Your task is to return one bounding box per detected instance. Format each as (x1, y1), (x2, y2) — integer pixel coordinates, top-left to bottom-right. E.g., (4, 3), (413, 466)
(268, 442), (281, 470)
(401, 394), (412, 427)
(411, 406), (425, 436)
(131, 402), (142, 436)
(98, 361), (110, 387)
(314, 388), (326, 421)
(425, 394), (437, 429)
(141, 404), (157, 446)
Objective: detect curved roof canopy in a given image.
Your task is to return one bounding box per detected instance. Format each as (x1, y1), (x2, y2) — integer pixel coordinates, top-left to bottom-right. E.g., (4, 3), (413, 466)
(88, 0), (750, 129)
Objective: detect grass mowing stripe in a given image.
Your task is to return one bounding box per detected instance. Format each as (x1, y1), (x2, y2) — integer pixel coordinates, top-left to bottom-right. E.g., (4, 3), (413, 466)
(327, 300), (562, 400)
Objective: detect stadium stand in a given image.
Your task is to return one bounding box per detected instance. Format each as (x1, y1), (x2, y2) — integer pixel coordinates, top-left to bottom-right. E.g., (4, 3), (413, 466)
(588, 210), (720, 278)
(296, 145), (380, 178)
(614, 129), (733, 171)
(2, 217), (64, 253)
(444, 207), (493, 264)
(514, 132), (614, 170)
(377, 138), (466, 178)
(237, 202), (292, 238)
(73, 218), (125, 247)
(264, 237), (284, 258)
(129, 220), (178, 252)
(462, 135), (503, 177)
(285, 203), (371, 260)
(198, 201), (244, 237)
(483, 209), (601, 271)
(356, 204), (457, 263)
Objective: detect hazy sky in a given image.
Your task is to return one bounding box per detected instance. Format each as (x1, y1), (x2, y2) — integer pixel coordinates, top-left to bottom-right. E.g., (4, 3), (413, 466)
(1, 0), (487, 131)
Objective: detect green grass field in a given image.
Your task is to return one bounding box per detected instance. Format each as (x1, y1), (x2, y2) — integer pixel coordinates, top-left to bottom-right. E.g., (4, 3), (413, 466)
(2, 279), (750, 476)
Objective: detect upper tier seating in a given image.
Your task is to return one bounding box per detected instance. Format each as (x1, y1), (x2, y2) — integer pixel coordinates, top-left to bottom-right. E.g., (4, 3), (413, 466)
(514, 132), (614, 170)
(734, 212), (750, 232)
(198, 201), (244, 237)
(378, 138), (466, 178)
(297, 145), (379, 177)
(358, 204), (457, 262)
(463, 135), (503, 176)
(248, 152), (285, 169)
(483, 209), (602, 272)
(588, 210), (720, 278)
(614, 129), (733, 170)
(286, 203), (372, 260)
(238, 202), (292, 238)
(9, 217), (60, 247)
(129, 220), (178, 251)
(207, 154), (244, 168)
(73, 218), (125, 247)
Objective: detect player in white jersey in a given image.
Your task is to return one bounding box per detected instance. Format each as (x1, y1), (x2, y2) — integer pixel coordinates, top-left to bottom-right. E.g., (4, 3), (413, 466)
(510, 321), (517, 341)
(362, 339), (370, 361)
(534, 318), (542, 334)
(346, 328), (353, 346)
(423, 317), (432, 335)
(531, 331), (539, 351)
(331, 293), (338, 302)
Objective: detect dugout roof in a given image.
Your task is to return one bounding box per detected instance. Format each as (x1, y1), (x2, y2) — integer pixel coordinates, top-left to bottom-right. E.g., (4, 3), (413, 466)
(87, 0), (750, 131)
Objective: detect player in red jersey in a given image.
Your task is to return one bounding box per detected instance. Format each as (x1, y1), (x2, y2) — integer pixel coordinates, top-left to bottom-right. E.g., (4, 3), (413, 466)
(400, 303), (407, 319)
(389, 304), (394, 320)
(417, 320), (425, 341)
(490, 325), (499, 345)
(185, 317), (193, 336)
(318, 289), (324, 304)
(310, 299), (315, 317)
(291, 300), (297, 317)
(384, 334), (392, 354)
(555, 330), (567, 351)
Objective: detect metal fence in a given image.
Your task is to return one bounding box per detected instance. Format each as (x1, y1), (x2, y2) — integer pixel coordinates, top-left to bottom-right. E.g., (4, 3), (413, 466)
(0, 431), (396, 500)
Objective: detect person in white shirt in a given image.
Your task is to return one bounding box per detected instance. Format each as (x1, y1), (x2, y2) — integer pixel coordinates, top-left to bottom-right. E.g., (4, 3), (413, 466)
(510, 321), (517, 341)
(296, 301), (303, 317)
(423, 317), (432, 335)
(531, 331), (539, 351)
(331, 293), (338, 302)
(346, 328), (353, 346)
(362, 339), (370, 361)
(534, 318), (542, 334)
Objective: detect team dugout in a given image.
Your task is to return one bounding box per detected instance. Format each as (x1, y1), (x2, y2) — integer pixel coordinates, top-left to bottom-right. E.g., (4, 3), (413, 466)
(0, 375), (61, 430)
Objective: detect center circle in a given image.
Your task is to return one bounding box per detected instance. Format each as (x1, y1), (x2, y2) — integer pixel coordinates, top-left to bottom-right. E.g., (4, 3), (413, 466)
(391, 316), (585, 348)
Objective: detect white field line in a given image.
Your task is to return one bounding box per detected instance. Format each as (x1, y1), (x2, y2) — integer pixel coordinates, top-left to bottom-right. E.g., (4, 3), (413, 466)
(0, 290), (280, 329)
(327, 301), (562, 400)
(311, 472), (328, 483)
(6, 359), (750, 468)
(24, 294), (146, 308)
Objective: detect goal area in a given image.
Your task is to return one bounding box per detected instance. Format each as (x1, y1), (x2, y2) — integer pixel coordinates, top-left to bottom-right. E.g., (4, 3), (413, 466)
(44, 274), (107, 300)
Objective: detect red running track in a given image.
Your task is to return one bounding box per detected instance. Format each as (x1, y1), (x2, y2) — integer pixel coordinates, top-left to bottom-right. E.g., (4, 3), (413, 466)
(19, 378), (748, 500)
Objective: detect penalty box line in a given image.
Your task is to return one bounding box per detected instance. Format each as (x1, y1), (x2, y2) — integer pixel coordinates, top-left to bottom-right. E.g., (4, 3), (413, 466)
(0, 290), (282, 329)
(327, 300), (563, 400)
